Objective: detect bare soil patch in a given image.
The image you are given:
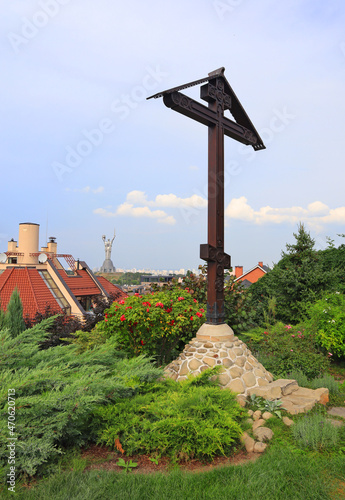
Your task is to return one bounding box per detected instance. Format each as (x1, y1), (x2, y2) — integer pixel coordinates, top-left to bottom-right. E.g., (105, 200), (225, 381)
(81, 445), (260, 474)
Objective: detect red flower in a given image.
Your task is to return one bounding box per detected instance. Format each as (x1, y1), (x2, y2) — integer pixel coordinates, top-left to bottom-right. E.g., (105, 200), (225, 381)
(196, 312), (203, 318)
(119, 300), (125, 305)
(140, 340), (144, 345)
(126, 306), (132, 310)
(155, 302), (164, 308)
(120, 314), (126, 322)
(199, 308), (205, 313)
(105, 319), (108, 322)
(190, 316), (194, 321)
(134, 293), (140, 296)
(178, 297), (184, 301)
(105, 313), (108, 318)
(170, 320), (175, 326)
(193, 299), (197, 303)
(147, 308), (150, 312)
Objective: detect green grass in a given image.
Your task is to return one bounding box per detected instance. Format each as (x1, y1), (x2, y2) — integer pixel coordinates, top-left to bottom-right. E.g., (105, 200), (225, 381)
(3, 447), (344, 500)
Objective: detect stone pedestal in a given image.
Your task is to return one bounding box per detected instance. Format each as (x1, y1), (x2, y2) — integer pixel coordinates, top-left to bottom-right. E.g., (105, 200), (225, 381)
(100, 259), (116, 273)
(164, 323), (274, 399)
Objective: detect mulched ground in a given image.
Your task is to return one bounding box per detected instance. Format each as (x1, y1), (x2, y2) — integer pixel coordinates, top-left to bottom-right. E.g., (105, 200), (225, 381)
(81, 445), (260, 474)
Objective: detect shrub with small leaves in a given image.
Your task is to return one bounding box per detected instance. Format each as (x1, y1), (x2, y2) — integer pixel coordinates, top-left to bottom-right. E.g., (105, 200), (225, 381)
(241, 322), (329, 379)
(307, 292), (345, 358)
(97, 289), (205, 365)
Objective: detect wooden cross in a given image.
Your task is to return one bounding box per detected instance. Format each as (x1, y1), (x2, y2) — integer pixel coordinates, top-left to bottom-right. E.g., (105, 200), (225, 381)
(148, 68), (265, 325)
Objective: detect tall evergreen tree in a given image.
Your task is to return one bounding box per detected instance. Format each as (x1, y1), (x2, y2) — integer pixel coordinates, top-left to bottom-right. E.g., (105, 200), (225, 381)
(4, 288), (26, 337)
(249, 223), (340, 325)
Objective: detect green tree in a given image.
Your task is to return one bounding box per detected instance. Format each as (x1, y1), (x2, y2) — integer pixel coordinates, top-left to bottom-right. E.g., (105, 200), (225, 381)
(249, 224), (339, 325)
(4, 288), (26, 337)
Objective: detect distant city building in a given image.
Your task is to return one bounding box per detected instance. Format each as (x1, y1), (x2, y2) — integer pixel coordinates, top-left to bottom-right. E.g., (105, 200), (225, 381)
(0, 223), (126, 320)
(140, 274), (175, 286)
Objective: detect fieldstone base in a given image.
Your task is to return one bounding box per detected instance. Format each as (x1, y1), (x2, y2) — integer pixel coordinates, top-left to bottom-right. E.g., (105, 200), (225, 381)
(249, 379), (329, 415)
(164, 330), (274, 397)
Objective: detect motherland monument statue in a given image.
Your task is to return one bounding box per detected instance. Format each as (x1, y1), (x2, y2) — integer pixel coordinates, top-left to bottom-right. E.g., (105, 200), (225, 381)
(100, 229), (116, 273)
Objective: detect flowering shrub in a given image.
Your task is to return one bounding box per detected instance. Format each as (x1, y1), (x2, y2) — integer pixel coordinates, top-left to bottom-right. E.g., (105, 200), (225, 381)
(307, 292), (345, 358)
(241, 322), (329, 379)
(97, 289), (205, 365)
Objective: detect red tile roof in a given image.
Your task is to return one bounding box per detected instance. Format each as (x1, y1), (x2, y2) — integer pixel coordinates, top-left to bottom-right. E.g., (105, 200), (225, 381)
(57, 269), (101, 296)
(0, 268), (63, 320)
(96, 276), (127, 301)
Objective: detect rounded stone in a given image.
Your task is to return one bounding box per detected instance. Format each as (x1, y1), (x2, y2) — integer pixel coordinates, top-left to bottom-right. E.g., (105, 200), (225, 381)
(245, 362), (254, 371)
(228, 378), (245, 394)
(229, 366), (243, 378)
(258, 378), (269, 387)
(228, 350), (236, 361)
(195, 354), (203, 359)
(179, 360), (189, 376)
(215, 343), (222, 348)
(253, 441), (267, 453)
(234, 347), (244, 356)
(203, 357), (216, 367)
(204, 342), (213, 348)
(252, 418), (265, 430)
(188, 358), (202, 371)
(254, 368), (265, 378)
(185, 352), (193, 357)
(224, 342), (233, 348)
(242, 372), (256, 388)
(170, 373), (178, 381)
(262, 412), (273, 420)
(253, 410), (262, 421)
(210, 348), (218, 353)
(197, 348), (207, 353)
(218, 373), (230, 386)
(177, 376), (188, 381)
(199, 365), (209, 372)
(222, 358), (233, 368)
(219, 351), (228, 358)
(235, 356), (246, 367)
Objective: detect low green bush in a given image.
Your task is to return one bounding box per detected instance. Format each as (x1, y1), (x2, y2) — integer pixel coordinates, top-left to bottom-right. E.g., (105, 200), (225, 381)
(0, 320), (162, 478)
(292, 412), (339, 451)
(93, 369), (245, 463)
(241, 322), (329, 379)
(307, 292), (345, 358)
(96, 289), (205, 365)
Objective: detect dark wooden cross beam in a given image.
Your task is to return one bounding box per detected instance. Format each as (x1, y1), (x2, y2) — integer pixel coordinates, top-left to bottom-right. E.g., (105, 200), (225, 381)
(148, 68), (265, 325)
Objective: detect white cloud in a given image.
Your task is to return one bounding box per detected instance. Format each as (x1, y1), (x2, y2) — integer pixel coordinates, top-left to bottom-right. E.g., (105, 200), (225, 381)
(126, 190), (207, 208)
(93, 202), (176, 225)
(94, 190), (207, 226)
(225, 197), (345, 229)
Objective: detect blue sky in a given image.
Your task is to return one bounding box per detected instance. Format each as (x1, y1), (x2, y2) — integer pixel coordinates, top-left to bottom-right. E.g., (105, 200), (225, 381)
(1, 0), (345, 271)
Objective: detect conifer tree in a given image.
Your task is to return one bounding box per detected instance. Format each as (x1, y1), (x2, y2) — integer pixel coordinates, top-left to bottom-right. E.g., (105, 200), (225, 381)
(4, 288), (26, 337)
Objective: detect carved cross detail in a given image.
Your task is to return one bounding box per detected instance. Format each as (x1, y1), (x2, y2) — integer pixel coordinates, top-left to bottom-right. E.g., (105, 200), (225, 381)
(148, 68), (264, 324)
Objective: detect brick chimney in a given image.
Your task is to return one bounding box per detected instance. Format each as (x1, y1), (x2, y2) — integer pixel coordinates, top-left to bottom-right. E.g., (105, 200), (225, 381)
(258, 261), (263, 268)
(235, 266), (243, 278)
